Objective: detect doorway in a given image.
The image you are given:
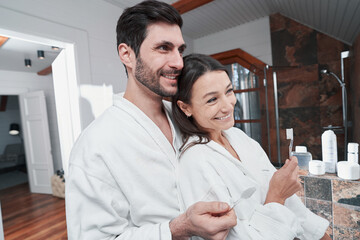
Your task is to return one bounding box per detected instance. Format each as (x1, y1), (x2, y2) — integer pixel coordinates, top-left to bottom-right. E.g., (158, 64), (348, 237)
(0, 6), (91, 181)
(0, 32), (82, 193)
(0, 96), (27, 190)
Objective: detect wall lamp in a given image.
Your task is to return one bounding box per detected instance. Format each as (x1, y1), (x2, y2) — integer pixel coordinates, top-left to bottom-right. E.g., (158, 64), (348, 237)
(37, 50), (45, 59)
(9, 123), (20, 135)
(24, 59), (31, 68)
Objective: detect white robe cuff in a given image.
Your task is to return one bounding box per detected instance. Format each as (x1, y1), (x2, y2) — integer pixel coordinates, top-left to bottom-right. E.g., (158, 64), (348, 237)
(249, 202), (301, 240)
(301, 210), (329, 240)
(162, 220), (172, 240)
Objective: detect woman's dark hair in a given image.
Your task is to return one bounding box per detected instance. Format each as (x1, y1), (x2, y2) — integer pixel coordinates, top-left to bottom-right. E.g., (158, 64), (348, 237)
(172, 53), (228, 152)
(116, 0), (182, 57)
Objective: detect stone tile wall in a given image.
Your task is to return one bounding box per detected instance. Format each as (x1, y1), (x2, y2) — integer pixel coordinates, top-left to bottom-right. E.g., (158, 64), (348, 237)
(297, 172), (360, 239)
(270, 13), (351, 163)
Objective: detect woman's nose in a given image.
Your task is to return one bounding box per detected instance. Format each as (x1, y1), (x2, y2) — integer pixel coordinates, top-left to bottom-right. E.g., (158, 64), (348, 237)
(221, 96), (235, 112)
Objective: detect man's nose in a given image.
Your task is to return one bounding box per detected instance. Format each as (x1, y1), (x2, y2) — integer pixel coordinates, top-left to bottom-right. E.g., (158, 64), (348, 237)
(168, 50), (183, 69)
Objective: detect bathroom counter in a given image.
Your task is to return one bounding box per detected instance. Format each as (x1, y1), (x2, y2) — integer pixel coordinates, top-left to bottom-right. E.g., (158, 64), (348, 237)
(298, 169), (360, 181)
(295, 169), (360, 239)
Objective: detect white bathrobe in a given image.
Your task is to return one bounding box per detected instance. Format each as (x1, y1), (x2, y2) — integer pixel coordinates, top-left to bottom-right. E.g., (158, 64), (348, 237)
(66, 93), (183, 239)
(177, 127), (329, 240)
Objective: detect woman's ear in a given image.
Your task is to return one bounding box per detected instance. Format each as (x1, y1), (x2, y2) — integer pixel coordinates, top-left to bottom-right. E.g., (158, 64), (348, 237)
(177, 100), (192, 117)
(118, 43), (135, 69)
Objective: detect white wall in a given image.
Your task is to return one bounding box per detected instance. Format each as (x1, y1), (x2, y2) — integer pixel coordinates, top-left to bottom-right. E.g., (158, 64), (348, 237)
(0, 70), (62, 171)
(0, 0), (127, 126)
(0, 96), (21, 154)
(0, 0), (127, 171)
(193, 17), (273, 66)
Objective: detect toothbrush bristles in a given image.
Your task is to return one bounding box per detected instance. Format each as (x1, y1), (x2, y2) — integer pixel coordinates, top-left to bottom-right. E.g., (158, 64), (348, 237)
(286, 128), (293, 140)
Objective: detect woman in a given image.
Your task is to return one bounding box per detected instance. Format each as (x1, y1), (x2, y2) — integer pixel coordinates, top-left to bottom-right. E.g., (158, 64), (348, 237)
(172, 54), (330, 240)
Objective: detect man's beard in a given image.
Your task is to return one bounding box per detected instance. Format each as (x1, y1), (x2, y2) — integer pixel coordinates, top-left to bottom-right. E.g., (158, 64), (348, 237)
(134, 56), (179, 97)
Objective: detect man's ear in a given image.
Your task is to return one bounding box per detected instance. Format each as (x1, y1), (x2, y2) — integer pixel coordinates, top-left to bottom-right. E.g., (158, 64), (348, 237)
(177, 100), (192, 117)
(118, 43), (135, 69)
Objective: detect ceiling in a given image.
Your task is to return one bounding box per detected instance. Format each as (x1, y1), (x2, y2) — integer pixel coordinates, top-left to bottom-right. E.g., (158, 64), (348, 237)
(1, 0), (360, 74)
(0, 37), (61, 74)
(106, 0), (360, 44)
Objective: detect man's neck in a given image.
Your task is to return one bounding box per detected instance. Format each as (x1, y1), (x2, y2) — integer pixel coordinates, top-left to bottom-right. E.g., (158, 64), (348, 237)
(123, 80), (174, 145)
(124, 84), (164, 120)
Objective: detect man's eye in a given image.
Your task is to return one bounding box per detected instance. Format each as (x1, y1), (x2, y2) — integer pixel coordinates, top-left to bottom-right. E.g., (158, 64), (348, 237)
(207, 97), (217, 103)
(158, 45), (169, 51)
(178, 47), (185, 55)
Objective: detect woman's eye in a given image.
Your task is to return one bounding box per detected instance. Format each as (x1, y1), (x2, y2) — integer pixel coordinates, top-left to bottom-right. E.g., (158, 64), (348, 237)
(207, 97), (217, 103)
(226, 88), (234, 94)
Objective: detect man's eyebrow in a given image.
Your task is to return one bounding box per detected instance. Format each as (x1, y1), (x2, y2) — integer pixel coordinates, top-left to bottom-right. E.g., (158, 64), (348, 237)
(155, 41), (174, 47)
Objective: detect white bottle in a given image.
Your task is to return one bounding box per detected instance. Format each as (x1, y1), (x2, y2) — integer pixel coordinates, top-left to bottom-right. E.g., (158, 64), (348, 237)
(321, 130), (338, 173)
(347, 142), (359, 164)
(291, 146), (312, 170)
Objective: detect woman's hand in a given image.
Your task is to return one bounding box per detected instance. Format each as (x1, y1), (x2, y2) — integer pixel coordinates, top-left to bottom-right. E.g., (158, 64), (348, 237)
(265, 156), (302, 205)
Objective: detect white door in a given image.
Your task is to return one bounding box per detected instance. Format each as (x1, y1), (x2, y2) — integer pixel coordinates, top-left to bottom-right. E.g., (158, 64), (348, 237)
(19, 91), (54, 194)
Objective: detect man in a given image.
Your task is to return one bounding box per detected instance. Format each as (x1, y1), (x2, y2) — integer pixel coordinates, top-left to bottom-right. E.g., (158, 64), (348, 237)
(66, 1), (236, 239)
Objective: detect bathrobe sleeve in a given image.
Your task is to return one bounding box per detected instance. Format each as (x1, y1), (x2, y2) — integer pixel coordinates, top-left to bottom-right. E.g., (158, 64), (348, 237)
(242, 131), (329, 240)
(178, 145), (303, 240)
(66, 159), (172, 240)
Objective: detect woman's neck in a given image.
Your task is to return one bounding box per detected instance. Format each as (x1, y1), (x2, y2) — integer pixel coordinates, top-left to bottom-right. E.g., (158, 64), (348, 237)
(211, 131), (240, 160)
(210, 131), (227, 146)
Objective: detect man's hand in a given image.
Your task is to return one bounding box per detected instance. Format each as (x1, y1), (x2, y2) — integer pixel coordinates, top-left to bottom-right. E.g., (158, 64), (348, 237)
(170, 201), (237, 240)
(265, 156), (302, 205)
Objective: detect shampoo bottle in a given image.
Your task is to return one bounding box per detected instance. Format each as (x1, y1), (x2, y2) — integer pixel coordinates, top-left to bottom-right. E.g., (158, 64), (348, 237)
(321, 130), (338, 173)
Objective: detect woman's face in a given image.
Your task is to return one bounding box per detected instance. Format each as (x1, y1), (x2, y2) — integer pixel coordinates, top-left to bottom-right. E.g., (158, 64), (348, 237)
(178, 70), (236, 137)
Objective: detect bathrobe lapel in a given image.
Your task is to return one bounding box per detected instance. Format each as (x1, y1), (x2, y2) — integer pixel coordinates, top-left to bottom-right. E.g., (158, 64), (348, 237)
(113, 94), (178, 167)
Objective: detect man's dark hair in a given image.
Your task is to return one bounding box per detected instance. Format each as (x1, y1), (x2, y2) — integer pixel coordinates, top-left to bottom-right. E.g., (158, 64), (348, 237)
(116, 0), (183, 57)
(172, 54), (229, 152)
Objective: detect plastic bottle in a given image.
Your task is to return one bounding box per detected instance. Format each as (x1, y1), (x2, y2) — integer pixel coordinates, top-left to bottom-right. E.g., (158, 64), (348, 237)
(321, 130), (338, 173)
(291, 146), (312, 170)
(337, 143), (359, 180)
(347, 142), (359, 164)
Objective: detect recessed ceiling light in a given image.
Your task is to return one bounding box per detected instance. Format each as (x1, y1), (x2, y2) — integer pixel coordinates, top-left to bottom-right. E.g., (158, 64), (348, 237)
(25, 59), (31, 68)
(37, 50), (45, 59)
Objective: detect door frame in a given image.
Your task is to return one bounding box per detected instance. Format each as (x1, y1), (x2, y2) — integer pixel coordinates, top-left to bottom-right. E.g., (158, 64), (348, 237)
(0, 6), (93, 177)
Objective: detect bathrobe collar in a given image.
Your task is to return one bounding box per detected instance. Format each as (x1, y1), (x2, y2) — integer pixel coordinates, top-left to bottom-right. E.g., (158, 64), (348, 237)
(113, 93), (181, 167)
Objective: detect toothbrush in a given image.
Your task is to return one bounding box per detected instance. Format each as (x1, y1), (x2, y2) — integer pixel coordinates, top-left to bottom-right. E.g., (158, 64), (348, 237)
(286, 128), (293, 159)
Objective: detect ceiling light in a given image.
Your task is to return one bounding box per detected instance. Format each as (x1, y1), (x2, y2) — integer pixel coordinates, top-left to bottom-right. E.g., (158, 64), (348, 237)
(37, 50), (45, 59)
(25, 59), (31, 68)
(9, 123), (20, 135)
(51, 46), (60, 50)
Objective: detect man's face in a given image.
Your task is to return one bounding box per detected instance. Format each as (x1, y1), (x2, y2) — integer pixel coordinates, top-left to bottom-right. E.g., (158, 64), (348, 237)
(134, 22), (186, 97)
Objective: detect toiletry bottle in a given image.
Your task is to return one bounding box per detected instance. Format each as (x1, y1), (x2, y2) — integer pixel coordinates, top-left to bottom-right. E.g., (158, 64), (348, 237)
(291, 146), (312, 170)
(347, 142), (359, 164)
(321, 130), (338, 173)
(337, 142), (360, 180)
